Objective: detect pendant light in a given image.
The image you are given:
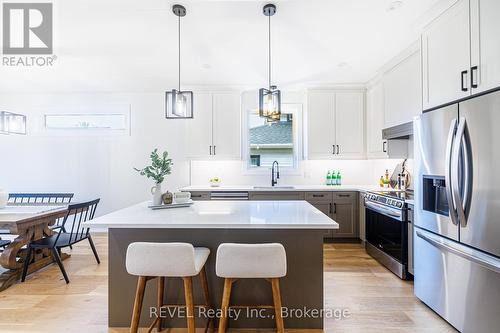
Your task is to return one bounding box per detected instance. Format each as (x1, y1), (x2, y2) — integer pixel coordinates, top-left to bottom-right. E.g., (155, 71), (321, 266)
(0, 111), (26, 135)
(166, 4), (193, 119)
(259, 3), (281, 122)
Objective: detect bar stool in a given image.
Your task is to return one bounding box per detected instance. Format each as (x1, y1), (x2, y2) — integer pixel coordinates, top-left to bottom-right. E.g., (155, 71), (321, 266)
(215, 243), (287, 333)
(126, 242), (213, 333)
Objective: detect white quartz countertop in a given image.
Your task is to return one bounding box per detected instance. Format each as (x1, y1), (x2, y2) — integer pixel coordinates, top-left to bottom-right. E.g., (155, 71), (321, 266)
(181, 184), (388, 192)
(87, 200), (339, 229)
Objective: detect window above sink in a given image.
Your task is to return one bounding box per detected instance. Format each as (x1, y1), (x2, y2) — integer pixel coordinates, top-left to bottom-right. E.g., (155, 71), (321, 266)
(242, 102), (303, 174)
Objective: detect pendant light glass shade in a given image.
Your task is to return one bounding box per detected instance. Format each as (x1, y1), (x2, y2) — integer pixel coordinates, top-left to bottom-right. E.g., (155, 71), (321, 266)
(166, 89), (193, 118)
(259, 85), (281, 121)
(166, 4), (193, 119)
(259, 4), (281, 122)
(0, 111), (26, 135)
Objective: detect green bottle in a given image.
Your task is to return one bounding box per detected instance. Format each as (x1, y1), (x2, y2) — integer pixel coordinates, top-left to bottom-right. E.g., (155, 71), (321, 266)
(337, 171), (342, 186)
(326, 171), (331, 186)
(332, 170), (338, 186)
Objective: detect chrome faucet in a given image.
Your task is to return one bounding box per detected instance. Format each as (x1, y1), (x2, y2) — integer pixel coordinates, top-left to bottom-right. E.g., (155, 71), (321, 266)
(271, 161), (280, 186)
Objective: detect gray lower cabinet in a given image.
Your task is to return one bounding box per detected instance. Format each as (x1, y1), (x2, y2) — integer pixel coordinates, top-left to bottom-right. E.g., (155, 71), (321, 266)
(305, 192), (335, 238)
(306, 191), (358, 239)
(331, 192), (358, 238)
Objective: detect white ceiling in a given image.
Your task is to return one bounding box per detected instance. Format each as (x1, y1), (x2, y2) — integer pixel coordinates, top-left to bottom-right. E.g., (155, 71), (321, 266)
(0, 0), (450, 93)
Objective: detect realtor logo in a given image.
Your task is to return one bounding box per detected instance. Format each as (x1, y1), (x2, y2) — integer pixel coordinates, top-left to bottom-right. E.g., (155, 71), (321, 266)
(2, 3), (53, 54)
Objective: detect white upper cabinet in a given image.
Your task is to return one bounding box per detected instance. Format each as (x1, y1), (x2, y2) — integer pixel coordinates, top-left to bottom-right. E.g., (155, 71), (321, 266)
(212, 93), (241, 159)
(470, 0), (500, 93)
(307, 90), (365, 159)
(335, 92), (364, 158)
(366, 81), (387, 158)
(186, 91), (240, 159)
(307, 91), (336, 158)
(186, 92), (213, 158)
(422, 0), (471, 110)
(383, 46), (422, 128)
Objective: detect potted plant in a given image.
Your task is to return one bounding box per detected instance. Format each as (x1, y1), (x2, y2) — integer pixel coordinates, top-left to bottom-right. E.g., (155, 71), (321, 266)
(134, 149), (173, 205)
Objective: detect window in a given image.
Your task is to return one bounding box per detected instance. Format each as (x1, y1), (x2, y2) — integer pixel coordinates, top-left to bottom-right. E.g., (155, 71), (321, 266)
(45, 114), (128, 130)
(41, 104), (131, 136)
(243, 103), (302, 171)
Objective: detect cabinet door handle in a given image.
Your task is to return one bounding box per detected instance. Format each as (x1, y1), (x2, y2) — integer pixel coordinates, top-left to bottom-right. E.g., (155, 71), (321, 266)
(209, 146), (212, 155)
(338, 145), (340, 155)
(213, 145), (216, 155)
(461, 70), (468, 92)
(333, 203), (337, 214)
(329, 202), (333, 214)
(332, 145), (335, 155)
(471, 66), (478, 89)
(383, 141), (387, 153)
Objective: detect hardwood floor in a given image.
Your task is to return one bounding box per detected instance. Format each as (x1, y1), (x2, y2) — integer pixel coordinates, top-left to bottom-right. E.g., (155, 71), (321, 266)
(0, 234), (455, 333)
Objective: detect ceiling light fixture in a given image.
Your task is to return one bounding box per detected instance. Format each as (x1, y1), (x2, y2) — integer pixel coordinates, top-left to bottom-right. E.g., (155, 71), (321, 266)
(166, 4), (193, 119)
(0, 111), (26, 135)
(259, 3), (281, 123)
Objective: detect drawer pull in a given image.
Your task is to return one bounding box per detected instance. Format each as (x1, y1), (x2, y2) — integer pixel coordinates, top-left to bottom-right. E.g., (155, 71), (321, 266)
(338, 194), (351, 198)
(312, 194), (324, 198)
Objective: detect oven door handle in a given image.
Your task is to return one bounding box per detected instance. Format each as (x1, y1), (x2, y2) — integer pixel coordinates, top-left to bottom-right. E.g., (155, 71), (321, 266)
(365, 201), (403, 221)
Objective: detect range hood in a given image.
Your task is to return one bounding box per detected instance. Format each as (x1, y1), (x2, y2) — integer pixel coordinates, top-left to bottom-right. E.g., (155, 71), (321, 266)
(383, 121), (413, 140)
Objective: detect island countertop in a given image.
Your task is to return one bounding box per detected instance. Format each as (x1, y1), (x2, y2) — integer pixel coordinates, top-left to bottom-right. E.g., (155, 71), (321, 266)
(88, 200), (339, 229)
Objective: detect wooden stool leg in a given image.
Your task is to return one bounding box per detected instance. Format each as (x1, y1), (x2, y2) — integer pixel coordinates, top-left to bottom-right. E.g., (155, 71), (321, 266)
(218, 278), (233, 333)
(130, 276), (147, 333)
(183, 277), (195, 333)
(157, 277), (165, 332)
(271, 278), (284, 333)
(199, 266), (214, 331)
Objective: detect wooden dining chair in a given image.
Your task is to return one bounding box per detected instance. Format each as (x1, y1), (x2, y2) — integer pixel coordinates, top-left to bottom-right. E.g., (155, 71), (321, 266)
(21, 198), (101, 284)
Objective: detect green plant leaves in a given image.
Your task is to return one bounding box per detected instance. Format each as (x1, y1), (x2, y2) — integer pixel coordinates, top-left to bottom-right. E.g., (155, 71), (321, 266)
(134, 148), (173, 184)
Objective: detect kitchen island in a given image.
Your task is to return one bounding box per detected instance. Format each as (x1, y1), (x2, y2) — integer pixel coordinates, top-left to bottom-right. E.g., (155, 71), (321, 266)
(88, 200), (338, 330)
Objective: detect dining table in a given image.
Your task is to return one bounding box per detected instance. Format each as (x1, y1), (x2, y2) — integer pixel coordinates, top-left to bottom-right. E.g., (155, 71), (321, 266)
(0, 204), (69, 291)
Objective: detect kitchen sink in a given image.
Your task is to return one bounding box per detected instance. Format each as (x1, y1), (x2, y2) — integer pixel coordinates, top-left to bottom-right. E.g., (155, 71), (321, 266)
(253, 186), (296, 190)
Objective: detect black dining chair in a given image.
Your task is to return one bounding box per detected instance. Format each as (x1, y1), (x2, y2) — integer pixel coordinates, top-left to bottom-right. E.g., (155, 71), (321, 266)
(21, 198), (101, 284)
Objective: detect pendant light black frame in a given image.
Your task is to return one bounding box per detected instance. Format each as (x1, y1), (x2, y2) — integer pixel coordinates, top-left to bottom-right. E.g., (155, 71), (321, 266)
(259, 3), (281, 122)
(166, 4), (194, 119)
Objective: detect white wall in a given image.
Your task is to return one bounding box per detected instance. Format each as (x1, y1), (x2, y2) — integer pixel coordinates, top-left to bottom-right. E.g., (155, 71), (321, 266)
(0, 92), (190, 215)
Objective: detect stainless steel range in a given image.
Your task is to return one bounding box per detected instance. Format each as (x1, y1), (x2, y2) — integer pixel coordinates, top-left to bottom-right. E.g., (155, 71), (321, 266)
(364, 191), (413, 279)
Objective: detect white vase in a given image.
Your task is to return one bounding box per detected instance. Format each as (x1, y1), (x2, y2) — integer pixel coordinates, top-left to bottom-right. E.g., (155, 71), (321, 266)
(150, 183), (162, 205)
(0, 189), (8, 209)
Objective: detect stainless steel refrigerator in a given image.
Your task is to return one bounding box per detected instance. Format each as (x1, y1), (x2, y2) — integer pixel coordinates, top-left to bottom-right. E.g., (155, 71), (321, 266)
(414, 90), (500, 333)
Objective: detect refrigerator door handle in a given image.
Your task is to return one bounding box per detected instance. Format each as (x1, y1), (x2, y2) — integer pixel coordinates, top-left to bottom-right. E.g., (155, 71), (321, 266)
(460, 118), (473, 227)
(452, 117), (471, 227)
(416, 230), (500, 274)
(445, 119), (459, 226)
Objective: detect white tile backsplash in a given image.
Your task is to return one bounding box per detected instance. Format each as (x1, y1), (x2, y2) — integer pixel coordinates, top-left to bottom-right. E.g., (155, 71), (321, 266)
(190, 159), (407, 187)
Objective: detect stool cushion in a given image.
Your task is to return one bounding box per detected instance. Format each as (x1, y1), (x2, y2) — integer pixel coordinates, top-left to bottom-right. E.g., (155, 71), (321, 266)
(126, 242), (210, 277)
(216, 243), (287, 278)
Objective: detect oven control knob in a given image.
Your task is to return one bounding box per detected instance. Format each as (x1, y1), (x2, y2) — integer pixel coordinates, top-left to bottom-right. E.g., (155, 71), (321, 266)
(397, 202), (402, 208)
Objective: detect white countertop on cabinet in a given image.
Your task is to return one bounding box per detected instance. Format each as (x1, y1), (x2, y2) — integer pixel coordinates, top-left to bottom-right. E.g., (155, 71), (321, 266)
(87, 200), (339, 230)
